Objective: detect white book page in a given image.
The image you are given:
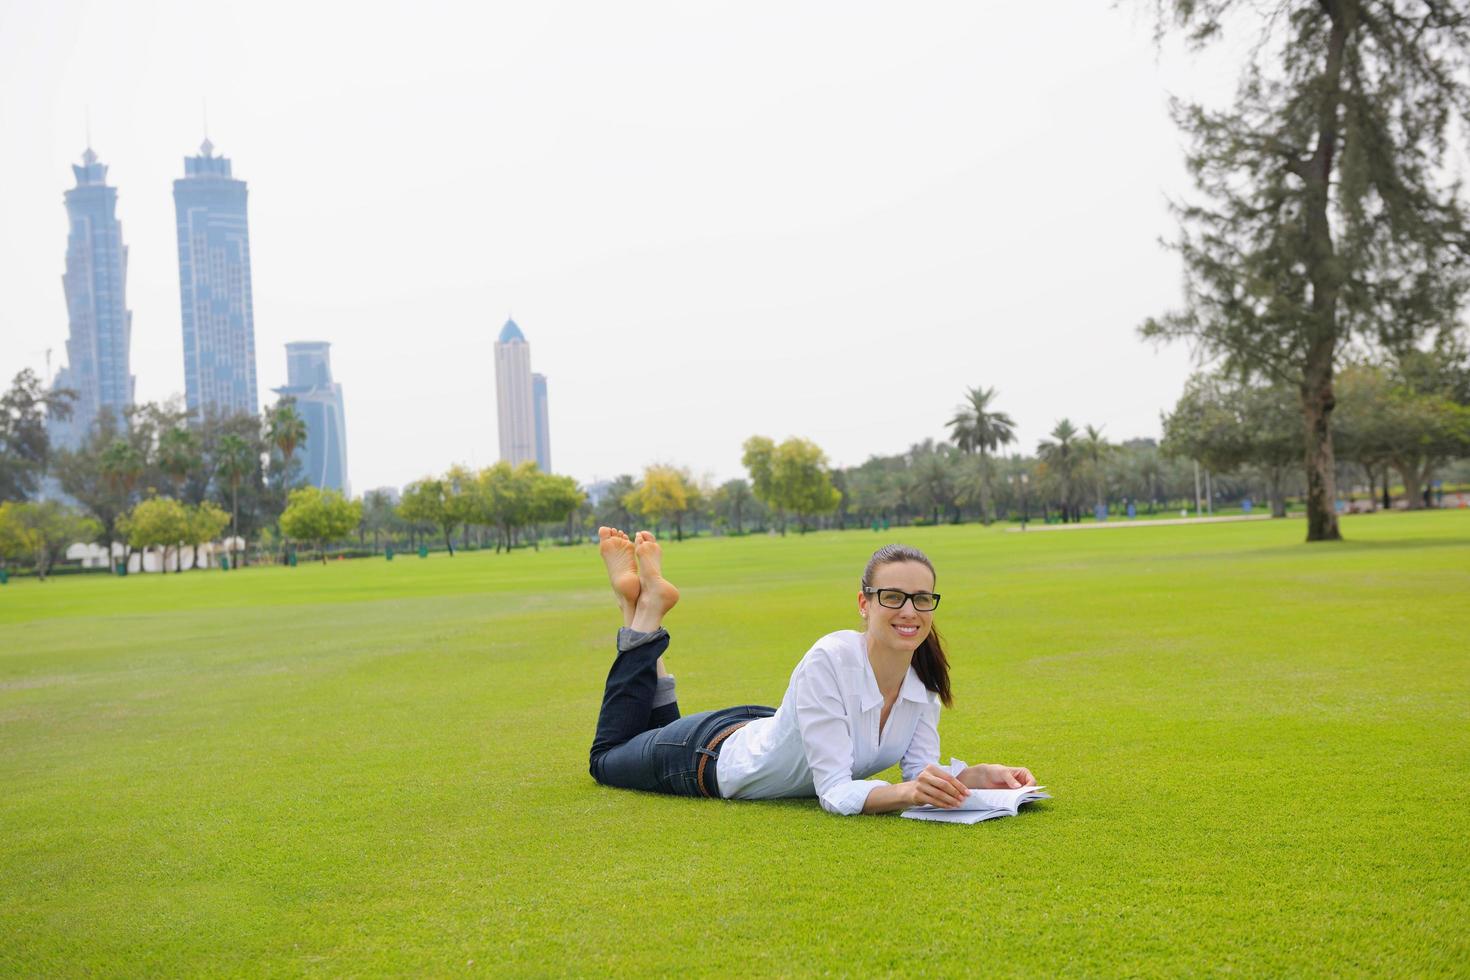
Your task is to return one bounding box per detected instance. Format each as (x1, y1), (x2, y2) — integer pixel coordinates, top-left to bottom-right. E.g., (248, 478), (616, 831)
(910, 786), (1048, 812)
(902, 786), (1050, 824)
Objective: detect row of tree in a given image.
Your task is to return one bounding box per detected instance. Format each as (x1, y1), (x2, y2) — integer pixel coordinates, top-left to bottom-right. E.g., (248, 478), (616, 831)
(393, 462), (584, 555)
(1164, 346), (1470, 517)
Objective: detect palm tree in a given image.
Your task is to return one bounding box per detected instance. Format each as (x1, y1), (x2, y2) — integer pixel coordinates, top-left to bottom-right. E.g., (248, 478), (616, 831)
(215, 434), (255, 569)
(99, 439), (144, 500)
(1080, 424), (1114, 515)
(157, 426), (200, 500)
(946, 386), (1017, 523)
(266, 401), (308, 490)
(1037, 419), (1080, 522)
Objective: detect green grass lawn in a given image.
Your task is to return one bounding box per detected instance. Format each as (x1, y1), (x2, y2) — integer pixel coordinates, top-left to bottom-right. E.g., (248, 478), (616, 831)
(2, 512), (1467, 976)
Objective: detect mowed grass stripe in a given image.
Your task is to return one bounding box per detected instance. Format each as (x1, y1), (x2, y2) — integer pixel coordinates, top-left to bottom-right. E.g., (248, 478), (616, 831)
(1, 511), (1467, 975)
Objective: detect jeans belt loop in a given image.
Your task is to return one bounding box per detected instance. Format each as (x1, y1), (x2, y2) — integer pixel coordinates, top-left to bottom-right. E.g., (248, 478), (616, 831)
(696, 722), (749, 799)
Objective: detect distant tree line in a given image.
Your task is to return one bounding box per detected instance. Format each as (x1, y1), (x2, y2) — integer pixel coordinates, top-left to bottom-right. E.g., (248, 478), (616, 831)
(3, 335), (1468, 577)
(0, 372), (369, 576)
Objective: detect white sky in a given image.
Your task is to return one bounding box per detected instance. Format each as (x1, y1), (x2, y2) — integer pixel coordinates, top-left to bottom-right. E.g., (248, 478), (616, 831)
(0, 1), (1246, 493)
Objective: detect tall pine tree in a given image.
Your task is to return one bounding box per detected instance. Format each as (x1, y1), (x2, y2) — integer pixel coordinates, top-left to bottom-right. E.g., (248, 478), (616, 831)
(1143, 1), (1470, 540)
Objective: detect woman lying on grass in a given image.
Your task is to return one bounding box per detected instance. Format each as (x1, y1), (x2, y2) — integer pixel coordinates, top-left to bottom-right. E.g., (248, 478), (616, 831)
(589, 528), (1037, 815)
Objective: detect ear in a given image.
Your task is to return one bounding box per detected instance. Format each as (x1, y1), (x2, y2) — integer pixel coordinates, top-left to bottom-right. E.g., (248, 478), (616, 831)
(857, 589), (869, 618)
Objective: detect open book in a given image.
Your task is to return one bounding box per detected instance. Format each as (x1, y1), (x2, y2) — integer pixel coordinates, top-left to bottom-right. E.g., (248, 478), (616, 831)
(901, 785), (1050, 824)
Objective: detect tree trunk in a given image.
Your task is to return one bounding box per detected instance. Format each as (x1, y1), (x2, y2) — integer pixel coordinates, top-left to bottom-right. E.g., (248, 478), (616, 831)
(1300, 360), (1342, 540)
(230, 485), (240, 569)
(1268, 466), (1287, 518)
(1393, 460), (1426, 510)
(980, 450), (993, 525)
(1381, 470), (1392, 510)
(1296, 10), (1348, 542)
(444, 525), (455, 556)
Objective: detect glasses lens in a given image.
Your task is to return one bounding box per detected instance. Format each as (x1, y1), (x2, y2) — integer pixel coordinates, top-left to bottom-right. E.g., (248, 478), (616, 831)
(877, 589), (905, 608)
(912, 594), (938, 611)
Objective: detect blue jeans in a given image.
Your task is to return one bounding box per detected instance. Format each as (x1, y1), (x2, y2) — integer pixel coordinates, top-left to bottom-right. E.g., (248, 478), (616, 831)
(588, 629), (774, 797)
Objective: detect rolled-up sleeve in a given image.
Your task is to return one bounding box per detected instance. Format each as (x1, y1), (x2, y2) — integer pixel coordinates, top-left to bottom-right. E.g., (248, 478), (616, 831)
(793, 654), (888, 815)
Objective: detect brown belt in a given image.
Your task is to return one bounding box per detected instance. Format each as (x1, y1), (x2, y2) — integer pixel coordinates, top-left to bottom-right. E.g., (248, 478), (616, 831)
(696, 722), (749, 798)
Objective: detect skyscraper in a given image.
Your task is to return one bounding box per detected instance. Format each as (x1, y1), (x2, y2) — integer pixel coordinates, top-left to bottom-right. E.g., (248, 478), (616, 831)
(493, 318), (551, 470)
(273, 342), (349, 495)
(51, 146), (133, 448)
(532, 373), (551, 473)
(174, 139), (258, 418)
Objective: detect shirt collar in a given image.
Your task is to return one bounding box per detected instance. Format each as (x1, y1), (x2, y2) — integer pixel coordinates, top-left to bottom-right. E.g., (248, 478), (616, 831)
(900, 665), (936, 705)
(859, 653), (937, 711)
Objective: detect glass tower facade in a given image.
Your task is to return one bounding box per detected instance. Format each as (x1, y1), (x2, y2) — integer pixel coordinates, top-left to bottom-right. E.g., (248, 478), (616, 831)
(51, 147), (133, 448)
(532, 373), (551, 473)
(174, 139), (258, 417)
(273, 342), (349, 495)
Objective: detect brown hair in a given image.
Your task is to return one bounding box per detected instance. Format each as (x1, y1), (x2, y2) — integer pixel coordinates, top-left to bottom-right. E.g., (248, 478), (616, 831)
(861, 543), (953, 708)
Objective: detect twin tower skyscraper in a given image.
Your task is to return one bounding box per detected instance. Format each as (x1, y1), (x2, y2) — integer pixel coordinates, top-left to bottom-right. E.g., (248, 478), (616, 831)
(52, 140), (348, 494)
(53, 139), (262, 441)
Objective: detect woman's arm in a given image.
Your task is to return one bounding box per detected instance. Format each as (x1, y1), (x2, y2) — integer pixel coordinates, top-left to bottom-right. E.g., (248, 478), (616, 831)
(794, 652), (970, 815)
(861, 764), (971, 814)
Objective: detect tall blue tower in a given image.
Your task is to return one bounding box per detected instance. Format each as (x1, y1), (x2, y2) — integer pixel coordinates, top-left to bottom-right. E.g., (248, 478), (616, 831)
(174, 139), (258, 418)
(51, 146), (133, 448)
(273, 342), (349, 495)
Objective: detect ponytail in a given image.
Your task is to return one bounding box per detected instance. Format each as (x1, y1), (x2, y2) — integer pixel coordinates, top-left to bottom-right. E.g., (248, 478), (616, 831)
(913, 623), (953, 708)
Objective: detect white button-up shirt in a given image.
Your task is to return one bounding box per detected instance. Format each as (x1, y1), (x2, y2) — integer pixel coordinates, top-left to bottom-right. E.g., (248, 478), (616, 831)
(716, 629), (945, 815)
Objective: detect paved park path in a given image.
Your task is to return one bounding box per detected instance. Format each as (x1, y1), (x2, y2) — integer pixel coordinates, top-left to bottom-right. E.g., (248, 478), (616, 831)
(1007, 514), (1275, 532)
(1008, 494), (1469, 532)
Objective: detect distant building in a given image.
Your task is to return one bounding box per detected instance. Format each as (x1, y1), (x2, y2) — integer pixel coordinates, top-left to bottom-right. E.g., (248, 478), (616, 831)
(584, 479), (613, 507)
(174, 139), (258, 418)
(50, 146), (134, 448)
(273, 342), (349, 496)
(494, 318), (552, 470)
(532, 372), (551, 473)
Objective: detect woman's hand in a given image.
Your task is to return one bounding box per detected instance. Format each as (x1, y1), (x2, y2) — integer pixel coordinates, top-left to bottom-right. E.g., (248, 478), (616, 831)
(961, 764), (1037, 790)
(906, 763), (971, 808)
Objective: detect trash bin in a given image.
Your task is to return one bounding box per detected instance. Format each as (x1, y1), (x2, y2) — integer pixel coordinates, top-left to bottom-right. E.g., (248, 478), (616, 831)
(115, 561), (128, 577)
(219, 554), (230, 571)
(288, 551), (298, 567)
(0, 568), (8, 585)
(385, 547), (394, 561)
(418, 545), (428, 559)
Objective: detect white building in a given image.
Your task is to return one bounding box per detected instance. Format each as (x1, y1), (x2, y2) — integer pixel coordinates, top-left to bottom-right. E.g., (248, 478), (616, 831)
(494, 318), (551, 469)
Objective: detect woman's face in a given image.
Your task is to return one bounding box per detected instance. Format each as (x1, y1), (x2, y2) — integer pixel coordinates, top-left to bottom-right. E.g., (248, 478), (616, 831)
(859, 560), (936, 655)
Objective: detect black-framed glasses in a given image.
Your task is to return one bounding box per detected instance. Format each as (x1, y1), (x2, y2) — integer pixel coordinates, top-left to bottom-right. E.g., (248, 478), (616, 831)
(863, 587), (941, 612)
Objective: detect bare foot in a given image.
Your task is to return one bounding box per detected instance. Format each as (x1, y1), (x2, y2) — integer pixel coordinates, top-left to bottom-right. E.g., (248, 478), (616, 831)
(630, 531), (680, 632)
(598, 527), (640, 627)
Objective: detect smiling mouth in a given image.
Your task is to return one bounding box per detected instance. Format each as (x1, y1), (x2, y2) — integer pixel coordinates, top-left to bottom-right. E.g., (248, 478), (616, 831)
(893, 625), (920, 637)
